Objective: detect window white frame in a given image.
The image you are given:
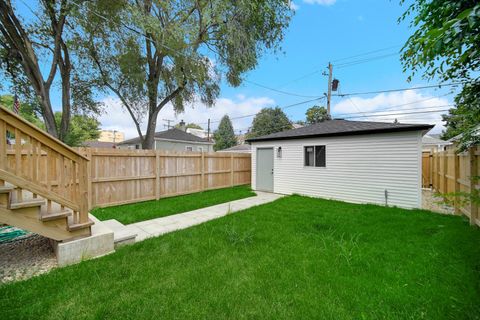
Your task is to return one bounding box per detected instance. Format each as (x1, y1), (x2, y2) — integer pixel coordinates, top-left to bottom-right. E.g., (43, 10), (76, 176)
(185, 146), (194, 152)
(304, 145), (326, 167)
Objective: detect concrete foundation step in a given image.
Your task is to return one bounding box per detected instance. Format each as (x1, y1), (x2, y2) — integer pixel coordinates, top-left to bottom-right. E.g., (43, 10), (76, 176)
(101, 219), (137, 248)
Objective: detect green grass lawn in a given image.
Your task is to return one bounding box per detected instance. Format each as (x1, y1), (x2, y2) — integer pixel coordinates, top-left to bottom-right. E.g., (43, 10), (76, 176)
(2, 195), (480, 319)
(91, 185), (256, 224)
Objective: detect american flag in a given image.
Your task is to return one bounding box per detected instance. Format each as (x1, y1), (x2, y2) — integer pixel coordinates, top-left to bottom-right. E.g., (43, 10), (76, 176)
(13, 94), (20, 114)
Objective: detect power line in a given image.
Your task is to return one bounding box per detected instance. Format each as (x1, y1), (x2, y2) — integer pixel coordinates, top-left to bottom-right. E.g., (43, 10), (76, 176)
(346, 96), (368, 117)
(243, 79), (323, 98)
(332, 44), (402, 63)
(335, 52), (399, 69)
(243, 45), (404, 92)
(334, 82), (466, 97)
(337, 104), (454, 118)
(198, 96), (326, 125)
(341, 107), (453, 119)
(334, 92), (454, 117)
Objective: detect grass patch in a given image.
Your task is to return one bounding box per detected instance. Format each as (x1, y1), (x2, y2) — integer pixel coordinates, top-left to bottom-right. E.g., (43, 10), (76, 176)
(91, 185), (256, 224)
(2, 195), (480, 319)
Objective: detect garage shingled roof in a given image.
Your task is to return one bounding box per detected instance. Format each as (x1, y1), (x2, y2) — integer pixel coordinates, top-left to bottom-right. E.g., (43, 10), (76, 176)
(246, 119), (434, 142)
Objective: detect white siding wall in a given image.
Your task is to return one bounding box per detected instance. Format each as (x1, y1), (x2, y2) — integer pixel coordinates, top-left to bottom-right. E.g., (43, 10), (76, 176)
(251, 131), (423, 209)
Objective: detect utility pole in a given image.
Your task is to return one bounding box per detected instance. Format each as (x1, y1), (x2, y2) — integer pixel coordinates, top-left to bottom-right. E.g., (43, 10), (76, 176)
(207, 119), (211, 141)
(163, 119), (174, 129)
(326, 62), (333, 117)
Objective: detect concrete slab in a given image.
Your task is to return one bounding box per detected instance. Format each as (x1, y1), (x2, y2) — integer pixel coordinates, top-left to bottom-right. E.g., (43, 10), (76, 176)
(129, 192), (283, 243)
(97, 218), (137, 247)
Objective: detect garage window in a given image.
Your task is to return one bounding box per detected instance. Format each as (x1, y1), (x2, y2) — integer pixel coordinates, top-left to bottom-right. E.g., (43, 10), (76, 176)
(304, 146), (326, 167)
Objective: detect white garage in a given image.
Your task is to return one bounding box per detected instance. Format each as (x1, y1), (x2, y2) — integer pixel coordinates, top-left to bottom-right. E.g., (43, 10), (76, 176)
(247, 120), (433, 209)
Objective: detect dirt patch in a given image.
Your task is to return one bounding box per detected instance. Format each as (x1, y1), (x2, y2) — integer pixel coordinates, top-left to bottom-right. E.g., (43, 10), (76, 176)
(422, 189), (455, 215)
(0, 234), (57, 284)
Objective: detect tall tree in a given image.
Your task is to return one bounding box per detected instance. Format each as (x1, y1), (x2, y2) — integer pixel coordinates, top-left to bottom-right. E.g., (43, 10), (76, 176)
(213, 115), (236, 151)
(305, 105), (330, 124)
(0, 0), (100, 141)
(400, 0), (480, 149)
(247, 107), (292, 139)
(77, 0), (292, 149)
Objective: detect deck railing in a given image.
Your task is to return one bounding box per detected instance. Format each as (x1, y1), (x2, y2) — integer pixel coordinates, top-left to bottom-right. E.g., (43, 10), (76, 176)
(0, 106), (90, 226)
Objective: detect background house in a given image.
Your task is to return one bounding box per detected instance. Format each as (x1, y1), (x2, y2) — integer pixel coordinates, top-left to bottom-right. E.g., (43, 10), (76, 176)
(247, 120), (433, 209)
(117, 128), (214, 152)
(217, 144), (251, 153)
(422, 134), (451, 152)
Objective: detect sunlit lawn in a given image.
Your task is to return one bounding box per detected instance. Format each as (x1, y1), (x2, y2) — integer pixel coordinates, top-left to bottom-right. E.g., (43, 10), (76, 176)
(2, 195), (479, 319)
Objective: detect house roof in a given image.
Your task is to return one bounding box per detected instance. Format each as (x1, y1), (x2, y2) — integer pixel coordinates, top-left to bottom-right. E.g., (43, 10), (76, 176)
(218, 144), (251, 153)
(82, 141), (116, 148)
(118, 128), (213, 145)
(422, 134), (451, 146)
(246, 119), (434, 142)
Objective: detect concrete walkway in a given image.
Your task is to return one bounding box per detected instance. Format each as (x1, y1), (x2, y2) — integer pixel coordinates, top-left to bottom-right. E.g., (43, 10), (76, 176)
(102, 192), (283, 244)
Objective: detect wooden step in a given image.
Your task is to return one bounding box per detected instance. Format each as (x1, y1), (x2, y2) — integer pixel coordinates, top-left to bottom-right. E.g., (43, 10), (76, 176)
(0, 186), (14, 194)
(40, 209), (72, 222)
(68, 218), (94, 232)
(9, 198), (46, 210)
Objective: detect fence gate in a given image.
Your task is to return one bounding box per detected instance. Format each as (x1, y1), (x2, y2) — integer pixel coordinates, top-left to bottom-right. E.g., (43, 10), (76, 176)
(422, 151), (432, 188)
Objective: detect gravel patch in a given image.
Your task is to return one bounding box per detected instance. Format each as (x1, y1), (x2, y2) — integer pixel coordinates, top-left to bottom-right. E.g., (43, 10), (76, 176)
(0, 234), (57, 284)
(422, 189), (455, 215)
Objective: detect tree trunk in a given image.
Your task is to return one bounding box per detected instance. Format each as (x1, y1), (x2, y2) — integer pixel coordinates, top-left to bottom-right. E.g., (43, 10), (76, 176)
(40, 90), (58, 138)
(141, 106), (159, 149)
(58, 42), (71, 141)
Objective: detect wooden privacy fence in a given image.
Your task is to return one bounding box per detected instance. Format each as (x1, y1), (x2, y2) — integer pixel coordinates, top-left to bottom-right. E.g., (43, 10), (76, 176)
(75, 148), (251, 208)
(426, 145), (479, 226)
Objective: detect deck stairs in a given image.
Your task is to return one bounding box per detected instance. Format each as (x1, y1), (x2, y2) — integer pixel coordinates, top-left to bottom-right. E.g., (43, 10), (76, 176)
(0, 106), (94, 241)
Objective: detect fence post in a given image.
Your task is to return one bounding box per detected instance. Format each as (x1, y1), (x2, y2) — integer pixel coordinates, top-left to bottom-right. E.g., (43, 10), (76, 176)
(155, 151), (160, 200)
(436, 150), (441, 191)
(201, 152), (205, 191)
(86, 148), (93, 211)
(230, 153), (234, 187)
(454, 148), (460, 215)
(77, 154), (90, 225)
(469, 147), (478, 225)
(443, 150), (448, 196)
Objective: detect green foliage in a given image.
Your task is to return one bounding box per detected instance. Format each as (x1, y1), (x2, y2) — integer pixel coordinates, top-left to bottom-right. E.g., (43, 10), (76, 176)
(92, 185), (255, 224)
(3, 196), (480, 318)
(0, 95), (44, 129)
(247, 107), (292, 138)
(400, 0), (480, 150)
(213, 115), (237, 151)
(441, 82), (480, 149)
(399, 0), (480, 82)
(305, 105), (330, 124)
(54, 112), (100, 147)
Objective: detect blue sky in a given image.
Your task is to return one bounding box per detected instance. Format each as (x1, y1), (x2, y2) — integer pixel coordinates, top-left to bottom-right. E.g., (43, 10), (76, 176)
(5, 0), (457, 138)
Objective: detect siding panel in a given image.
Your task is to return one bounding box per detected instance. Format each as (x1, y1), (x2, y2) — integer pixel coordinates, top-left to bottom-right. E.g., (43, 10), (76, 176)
(251, 131), (422, 208)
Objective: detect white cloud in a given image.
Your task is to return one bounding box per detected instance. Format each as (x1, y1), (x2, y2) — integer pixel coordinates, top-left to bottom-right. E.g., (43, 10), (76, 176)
(289, 1), (300, 10)
(332, 91), (452, 134)
(99, 95), (275, 139)
(303, 0), (336, 6)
